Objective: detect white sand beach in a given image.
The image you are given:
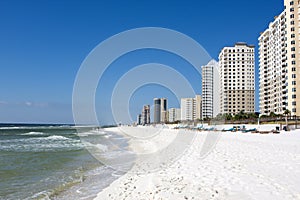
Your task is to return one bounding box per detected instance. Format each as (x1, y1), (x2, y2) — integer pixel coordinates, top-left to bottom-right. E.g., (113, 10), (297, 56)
(94, 127), (300, 200)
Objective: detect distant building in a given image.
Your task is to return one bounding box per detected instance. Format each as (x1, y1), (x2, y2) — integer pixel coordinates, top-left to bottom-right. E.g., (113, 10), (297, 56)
(141, 105), (150, 125)
(195, 95), (202, 120)
(136, 114), (142, 125)
(153, 98), (167, 123)
(181, 98), (194, 121)
(181, 95), (202, 121)
(160, 98), (167, 123)
(219, 42), (255, 115)
(259, 0), (300, 116)
(202, 59), (220, 119)
(168, 108), (181, 122)
(153, 98), (161, 123)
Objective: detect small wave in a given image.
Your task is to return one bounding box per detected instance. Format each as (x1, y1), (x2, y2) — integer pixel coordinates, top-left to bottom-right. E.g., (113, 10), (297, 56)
(21, 131), (45, 136)
(46, 135), (70, 140)
(77, 130), (111, 138)
(28, 191), (51, 200)
(82, 141), (108, 152)
(0, 135), (73, 144)
(77, 131), (101, 137)
(0, 138), (84, 152)
(95, 144), (108, 152)
(0, 126), (26, 130)
(112, 171), (125, 177)
(103, 134), (111, 139)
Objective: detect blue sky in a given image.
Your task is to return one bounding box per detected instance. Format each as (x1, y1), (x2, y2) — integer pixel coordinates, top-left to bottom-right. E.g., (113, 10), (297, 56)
(0, 0), (283, 124)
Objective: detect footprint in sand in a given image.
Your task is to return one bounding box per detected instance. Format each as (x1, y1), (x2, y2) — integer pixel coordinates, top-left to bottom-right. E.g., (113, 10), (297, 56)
(226, 192), (253, 200)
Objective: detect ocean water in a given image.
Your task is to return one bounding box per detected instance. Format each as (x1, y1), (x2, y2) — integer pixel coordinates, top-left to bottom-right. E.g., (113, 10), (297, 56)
(0, 124), (132, 200)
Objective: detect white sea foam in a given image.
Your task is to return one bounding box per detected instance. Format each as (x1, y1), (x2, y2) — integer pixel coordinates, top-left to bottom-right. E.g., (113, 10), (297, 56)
(46, 135), (70, 140)
(95, 144), (108, 152)
(28, 191), (51, 200)
(77, 131), (107, 137)
(82, 141), (108, 152)
(77, 132), (94, 137)
(0, 134), (84, 153)
(0, 135), (72, 144)
(103, 134), (111, 139)
(0, 126), (25, 130)
(111, 171), (124, 177)
(21, 132), (45, 136)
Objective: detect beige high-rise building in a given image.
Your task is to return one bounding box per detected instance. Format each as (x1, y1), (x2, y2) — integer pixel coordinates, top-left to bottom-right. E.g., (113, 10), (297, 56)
(141, 105), (150, 125)
(259, 0), (300, 116)
(168, 108), (181, 122)
(160, 98), (167, 123)
(259, 12), (287, 115)
(195, 95), (202, 120)
(181, 95), (202, 121)
(285, 0), (300, 116)
(219, 43), (255, 115)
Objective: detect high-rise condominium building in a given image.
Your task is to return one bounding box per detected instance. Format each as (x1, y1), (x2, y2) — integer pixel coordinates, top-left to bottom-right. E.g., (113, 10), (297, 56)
(141, 105), (150, 125)
(160, 98), (167, 123)
(153, 98), (167, 123)
(154, 98), (161, 123)
(168, 108), (181, 122)
(219, 43), (255, 115)
(181, 95), (202, 121)
(195, 95), (202, 120)
(201, 59), (220, 119)
(259, 0), (300, 116)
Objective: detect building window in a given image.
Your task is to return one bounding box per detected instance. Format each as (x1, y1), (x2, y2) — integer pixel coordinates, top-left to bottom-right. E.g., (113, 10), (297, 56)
(292, 81), (296, 85)
(291, 34), (295, 38)
(292, 53), (296, 58)
(290, 14), (294, 18)
(292, 61), (296, 65)
(292, 95), (296, 99)
(292, 101), (296, 106)
(290, 1), (294, 5)
(292, 74), (296, 78)
(291, 47), (296, 51)
(291, 27), (295, 31)
(292, 67), (296, 71)
(291, 21), (295, 25)
(292, 108), (296, 113)
(290, 8), (294, 12)
(292, 88), (296, 92)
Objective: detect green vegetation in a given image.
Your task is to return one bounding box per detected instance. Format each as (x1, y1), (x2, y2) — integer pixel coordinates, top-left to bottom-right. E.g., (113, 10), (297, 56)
(101, 124), (118, 128)
(213, 111), (259, 121)
(164, 110), (298, 126)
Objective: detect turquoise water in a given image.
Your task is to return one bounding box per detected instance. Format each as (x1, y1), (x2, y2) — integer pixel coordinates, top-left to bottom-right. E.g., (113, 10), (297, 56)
(0, 125), (128, 200)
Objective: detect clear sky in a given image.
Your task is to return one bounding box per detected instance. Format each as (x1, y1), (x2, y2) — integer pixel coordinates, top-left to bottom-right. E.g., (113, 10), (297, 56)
(0, 0), (283, 124)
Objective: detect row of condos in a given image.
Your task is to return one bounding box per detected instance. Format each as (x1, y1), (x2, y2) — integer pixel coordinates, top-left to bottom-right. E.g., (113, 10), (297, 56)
(137, 1), (300, 123)
(137, 42), (256, 125)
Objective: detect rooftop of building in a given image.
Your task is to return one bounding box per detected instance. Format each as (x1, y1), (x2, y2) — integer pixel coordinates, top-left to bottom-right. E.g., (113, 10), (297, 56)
(235, 42), (255, 48)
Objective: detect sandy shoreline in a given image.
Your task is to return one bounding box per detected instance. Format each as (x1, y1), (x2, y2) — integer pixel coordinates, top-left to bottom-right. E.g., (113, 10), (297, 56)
(94, 127), (300, 200)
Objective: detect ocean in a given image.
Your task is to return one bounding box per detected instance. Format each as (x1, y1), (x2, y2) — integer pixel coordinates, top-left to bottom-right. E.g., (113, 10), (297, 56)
(0, 124), (130, 200)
